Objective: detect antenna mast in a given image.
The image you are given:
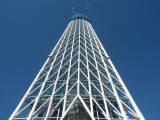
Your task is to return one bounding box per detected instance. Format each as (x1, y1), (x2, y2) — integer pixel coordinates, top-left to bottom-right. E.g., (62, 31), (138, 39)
(84, 0), (90, 14)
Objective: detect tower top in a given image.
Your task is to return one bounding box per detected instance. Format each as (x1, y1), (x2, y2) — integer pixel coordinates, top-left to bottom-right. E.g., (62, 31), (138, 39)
(70, 13), (90, 22)
(71, 0), (90, 21)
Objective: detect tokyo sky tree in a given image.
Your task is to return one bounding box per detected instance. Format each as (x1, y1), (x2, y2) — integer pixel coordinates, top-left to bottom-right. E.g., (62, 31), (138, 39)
(9, 13), (145, 120)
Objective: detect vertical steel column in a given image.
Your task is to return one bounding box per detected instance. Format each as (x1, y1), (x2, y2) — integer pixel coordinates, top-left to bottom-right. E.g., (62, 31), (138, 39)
(85, 20), (110, 120)
(89, 22), (145, 120)
(79, 19), (95, 120)
(62, 20), (77, 115)
(9, 23), (70, 120)
(108, 61), (144, 119)
(77, 19), (80, 96)
(44, 21), (74, 120)
(99, 41), (145, 120)
(83, 20), (94, 117)
(88, 22), (128, 120)
(27, 24), (72, 120)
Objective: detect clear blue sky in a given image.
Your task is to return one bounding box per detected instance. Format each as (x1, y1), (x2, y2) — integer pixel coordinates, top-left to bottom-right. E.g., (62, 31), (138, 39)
(0, 0), (160, 119)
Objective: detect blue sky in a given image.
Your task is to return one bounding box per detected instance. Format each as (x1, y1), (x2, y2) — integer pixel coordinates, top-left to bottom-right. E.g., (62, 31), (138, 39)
(0, 0), (160, 119)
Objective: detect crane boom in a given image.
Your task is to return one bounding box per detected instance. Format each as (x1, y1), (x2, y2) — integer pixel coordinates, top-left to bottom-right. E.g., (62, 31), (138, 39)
(72, 4), (75, 15)
(84, 0), (90, 14)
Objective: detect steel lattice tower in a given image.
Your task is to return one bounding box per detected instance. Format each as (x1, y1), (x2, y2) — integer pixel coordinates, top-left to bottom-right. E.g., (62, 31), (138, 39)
(10, 13), (145, 120)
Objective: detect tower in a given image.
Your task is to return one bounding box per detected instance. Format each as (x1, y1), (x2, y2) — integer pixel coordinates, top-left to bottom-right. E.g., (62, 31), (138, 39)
(9, 13), (145, 120)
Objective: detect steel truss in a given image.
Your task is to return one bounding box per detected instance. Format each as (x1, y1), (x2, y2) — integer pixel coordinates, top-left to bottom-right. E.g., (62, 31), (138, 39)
(9, 18), (145, 120)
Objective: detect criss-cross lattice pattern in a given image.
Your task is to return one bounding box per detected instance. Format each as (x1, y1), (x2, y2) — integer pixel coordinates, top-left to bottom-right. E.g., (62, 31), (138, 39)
(10, 18), (145, 120)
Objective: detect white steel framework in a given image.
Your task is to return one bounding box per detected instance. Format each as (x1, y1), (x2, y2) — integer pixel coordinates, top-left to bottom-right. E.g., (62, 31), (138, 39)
(9, 14), (145, 120)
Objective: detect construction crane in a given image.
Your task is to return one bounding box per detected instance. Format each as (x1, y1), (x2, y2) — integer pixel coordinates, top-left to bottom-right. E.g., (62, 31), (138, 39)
(84, 0), (90, 14)
(72, 0), (90, 15)
(72, 4), (75, 15)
